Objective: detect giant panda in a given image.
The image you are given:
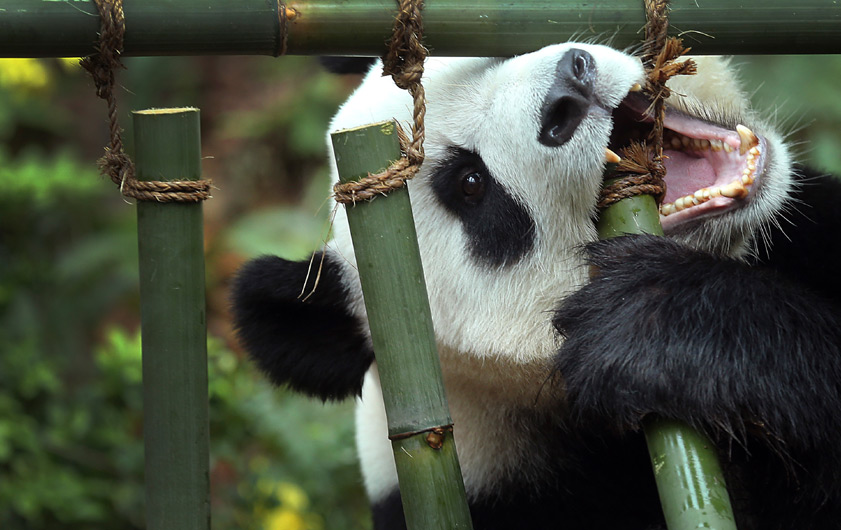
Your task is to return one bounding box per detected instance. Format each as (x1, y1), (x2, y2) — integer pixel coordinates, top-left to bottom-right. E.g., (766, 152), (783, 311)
(232, 43), (841, 529)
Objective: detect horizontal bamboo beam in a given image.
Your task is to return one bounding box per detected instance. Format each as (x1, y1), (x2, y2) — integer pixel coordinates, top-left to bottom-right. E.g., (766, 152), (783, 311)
(1, 0), (839, 58)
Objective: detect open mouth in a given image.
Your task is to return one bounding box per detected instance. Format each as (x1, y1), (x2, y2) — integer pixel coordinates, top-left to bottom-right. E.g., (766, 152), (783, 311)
(609, 93), (767, 229)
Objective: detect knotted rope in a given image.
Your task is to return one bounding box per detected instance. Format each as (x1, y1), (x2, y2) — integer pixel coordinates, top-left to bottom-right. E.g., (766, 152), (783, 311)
(332, 0), (428, 205)
(597, 0), (696, 210)
(82, 0), (211, 202)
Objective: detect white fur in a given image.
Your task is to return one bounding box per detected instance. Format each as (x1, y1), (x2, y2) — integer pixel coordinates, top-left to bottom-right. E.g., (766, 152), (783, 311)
(323, 44), (794, 502)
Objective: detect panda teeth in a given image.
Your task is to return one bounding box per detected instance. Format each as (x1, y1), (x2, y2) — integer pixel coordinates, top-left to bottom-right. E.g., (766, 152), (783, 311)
(605, 148), (621, 164)
(659, 144), (762, 217)
(664, 126), (760, 156)
(666, 134), (724, 153)
(736, 124), (760, 155)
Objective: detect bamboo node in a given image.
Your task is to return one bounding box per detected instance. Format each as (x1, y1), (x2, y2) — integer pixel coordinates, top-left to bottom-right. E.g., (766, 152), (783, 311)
(389, 424), (454, 450)
(82, 0), (211, 203)
(425, 429), (446, 450)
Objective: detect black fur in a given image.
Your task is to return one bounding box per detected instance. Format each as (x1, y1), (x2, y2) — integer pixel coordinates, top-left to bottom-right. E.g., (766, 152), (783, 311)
(231, 252), (374, 400)
(538, 49), (596, 148)
(552, 169), (841, 527)
(431, 147), (536, 267)
(755, 166), (841, 297)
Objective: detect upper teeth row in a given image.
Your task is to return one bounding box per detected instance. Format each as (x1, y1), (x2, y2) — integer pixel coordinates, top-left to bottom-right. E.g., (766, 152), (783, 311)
(666, 124), (760, 156)
(667, 134), (736, 153)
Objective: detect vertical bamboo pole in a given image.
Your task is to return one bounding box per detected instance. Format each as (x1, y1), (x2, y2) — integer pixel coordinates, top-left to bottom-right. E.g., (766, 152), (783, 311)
(596, 174), (737, 530)
(331, 120), (473, 529)
(134, 108), (210, 530)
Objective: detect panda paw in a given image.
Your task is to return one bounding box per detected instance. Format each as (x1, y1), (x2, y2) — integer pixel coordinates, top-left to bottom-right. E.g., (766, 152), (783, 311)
(231, 252), (374, 401)
(553, 235), (841, 455)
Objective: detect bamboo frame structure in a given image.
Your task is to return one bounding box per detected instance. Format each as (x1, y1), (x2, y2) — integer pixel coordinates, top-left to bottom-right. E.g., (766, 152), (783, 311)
(134, 108), (210, 530)
(3, 1), (830, 527)
(331, 121), (473, 529)
(1, 0), (839, 58)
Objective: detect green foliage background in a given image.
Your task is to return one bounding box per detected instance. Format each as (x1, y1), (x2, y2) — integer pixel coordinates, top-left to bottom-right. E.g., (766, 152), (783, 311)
(0, 55), (367, 530)
(0, 52), (839, 530)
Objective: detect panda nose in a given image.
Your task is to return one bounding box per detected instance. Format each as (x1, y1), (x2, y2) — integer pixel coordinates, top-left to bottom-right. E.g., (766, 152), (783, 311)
(538, 49), (596, 147)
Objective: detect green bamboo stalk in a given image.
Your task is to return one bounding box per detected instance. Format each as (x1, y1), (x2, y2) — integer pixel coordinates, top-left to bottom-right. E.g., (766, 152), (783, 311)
(134, 107), (210, 530)
(596, 180), (663, 239)
(1, 0), (839, 58)
(645, 418), (737, 529)
(596, 172), (737, 530)
(331, 120), (473, 529)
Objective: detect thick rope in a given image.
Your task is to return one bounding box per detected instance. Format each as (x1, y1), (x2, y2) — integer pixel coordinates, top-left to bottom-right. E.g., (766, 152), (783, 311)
(597, 0), (696, 210)
(333, 0), (428, 204)
(598, 143), (667, 209)
(332, 157), (417, 204)
(332, 126), (420, 204)
(82, 0), (211, 202)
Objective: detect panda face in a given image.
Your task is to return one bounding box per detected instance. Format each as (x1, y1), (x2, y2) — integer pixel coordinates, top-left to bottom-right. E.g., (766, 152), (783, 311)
(329, 44), (648, 364)
(326, 44), (792, 366)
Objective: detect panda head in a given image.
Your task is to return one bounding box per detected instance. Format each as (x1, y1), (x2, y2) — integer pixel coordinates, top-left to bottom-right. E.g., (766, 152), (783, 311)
(325, 44), (793, 366)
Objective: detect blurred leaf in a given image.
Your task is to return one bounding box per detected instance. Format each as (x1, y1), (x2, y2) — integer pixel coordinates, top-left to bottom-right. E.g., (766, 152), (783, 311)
(225, 207), (328, 260)
(0, 148), (104, 202)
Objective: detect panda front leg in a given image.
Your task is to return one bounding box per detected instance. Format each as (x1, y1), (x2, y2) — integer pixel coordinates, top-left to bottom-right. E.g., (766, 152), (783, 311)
(231, 251), (374, 401)
(552, 234), (841, 520)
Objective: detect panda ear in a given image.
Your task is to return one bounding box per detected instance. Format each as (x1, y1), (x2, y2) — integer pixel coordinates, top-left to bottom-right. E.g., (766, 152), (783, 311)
(230, 252), (374, 401)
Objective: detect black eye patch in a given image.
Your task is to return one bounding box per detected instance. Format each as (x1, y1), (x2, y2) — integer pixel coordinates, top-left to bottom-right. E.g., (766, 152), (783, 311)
(430, 147), (536, 267)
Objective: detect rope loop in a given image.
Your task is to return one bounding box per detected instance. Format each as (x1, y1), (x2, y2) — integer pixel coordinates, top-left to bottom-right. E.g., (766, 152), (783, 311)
(334, 157), (419, 205)
(82, 0), (211, 202)
(597, 0), (696, 210)
(382, 0), (427, 167)
(276, 2), (291, 57)
(333, 0), (427, 205)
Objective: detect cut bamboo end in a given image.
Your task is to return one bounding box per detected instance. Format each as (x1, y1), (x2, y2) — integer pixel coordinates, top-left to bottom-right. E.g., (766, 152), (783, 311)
(134, 107), (199, 115)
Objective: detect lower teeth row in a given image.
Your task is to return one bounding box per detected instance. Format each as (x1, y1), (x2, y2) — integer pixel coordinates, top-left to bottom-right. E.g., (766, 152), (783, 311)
(659, 145), (761, 217)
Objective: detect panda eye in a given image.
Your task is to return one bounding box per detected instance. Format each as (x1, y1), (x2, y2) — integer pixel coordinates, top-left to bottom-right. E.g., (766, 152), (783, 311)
(461, 171), (486, 203)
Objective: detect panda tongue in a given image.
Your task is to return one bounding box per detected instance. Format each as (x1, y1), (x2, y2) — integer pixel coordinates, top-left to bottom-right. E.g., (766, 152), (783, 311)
(661, 150), (716, 204)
